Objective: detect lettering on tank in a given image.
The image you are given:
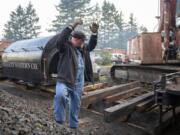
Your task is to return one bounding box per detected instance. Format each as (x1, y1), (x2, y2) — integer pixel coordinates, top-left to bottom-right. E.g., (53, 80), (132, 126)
(3, 62), (39, 70)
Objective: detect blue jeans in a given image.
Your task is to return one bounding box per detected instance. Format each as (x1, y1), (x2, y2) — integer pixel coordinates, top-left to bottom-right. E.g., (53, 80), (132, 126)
(54, 81), (84, 128)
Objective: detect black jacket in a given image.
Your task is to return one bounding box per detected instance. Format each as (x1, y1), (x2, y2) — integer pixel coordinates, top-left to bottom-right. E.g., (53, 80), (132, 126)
(56, 27), (97, 88)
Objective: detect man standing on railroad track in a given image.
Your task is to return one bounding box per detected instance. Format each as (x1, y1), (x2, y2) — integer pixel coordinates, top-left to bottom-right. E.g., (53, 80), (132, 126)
(53, 18), (99, 134)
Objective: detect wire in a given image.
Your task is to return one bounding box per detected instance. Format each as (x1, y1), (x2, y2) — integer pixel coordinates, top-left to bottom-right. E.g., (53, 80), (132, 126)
(153, 0), (161, 32)
(158, 0), (160, 17)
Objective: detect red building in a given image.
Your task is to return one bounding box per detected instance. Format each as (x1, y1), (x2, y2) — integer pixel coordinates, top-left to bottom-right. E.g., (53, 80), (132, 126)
(0, 40), (12, 60)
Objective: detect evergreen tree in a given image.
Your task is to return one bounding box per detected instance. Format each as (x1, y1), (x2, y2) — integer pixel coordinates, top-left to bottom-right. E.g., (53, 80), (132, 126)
(114, 11), (126, 49)
(99, 2), (143, 50)
(24, 2), (41, 39)
(4, 3), (40, 41)
(114, 11), (124, 31)
(139, 25), (148, 33)
(101, 0), (119, 48)
(4, 5), (25, 41)
(127, 13), (137, 32)
(122, 13), (138, 47)
(49, 0), (91, 33)
(79, 3), (101, 37)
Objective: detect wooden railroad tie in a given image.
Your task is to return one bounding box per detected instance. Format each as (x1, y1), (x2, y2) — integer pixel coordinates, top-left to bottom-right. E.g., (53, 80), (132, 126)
(104, 92), (154, 122)
(104, 87), (141, 104)
(81, 81), (140, 108)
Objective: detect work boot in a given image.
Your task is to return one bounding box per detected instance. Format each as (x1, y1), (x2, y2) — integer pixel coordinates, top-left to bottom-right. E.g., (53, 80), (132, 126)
(67, 128), (78, 135)
(71, 128), (78, 135)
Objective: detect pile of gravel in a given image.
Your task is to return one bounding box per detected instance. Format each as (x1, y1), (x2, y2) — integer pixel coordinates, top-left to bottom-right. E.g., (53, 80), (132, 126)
(0, 90), (75, 135)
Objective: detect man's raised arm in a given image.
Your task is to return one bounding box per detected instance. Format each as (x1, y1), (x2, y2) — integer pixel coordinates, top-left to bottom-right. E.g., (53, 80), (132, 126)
(56, 19), (83, 51)
(86, 23), (99, 52)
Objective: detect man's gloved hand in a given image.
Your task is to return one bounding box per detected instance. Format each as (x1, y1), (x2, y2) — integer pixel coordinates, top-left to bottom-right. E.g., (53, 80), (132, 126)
(74, 18), (83, 25)
(90, 22), (99, 33)
(71, 18), (83, 30)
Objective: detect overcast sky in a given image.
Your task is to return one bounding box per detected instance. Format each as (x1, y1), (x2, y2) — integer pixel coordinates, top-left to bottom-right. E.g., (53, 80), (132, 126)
(0, 0), (159, 38)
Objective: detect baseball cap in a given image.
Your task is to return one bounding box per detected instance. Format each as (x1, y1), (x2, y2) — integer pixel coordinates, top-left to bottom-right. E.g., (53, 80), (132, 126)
(72, 31), (86, 41)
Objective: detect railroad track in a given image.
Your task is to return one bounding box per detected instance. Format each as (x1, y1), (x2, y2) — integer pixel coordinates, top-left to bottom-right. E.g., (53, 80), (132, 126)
(79, 81), (154, 122)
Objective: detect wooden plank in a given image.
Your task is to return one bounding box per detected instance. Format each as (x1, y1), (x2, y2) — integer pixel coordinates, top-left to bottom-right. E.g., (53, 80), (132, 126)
(79, 117), (94, 128)
(104, 92), (154, 122)
(136, 98), (154, 112)
(86, 109), (104, 116)
(105, 87), (141, 103)
(40, 83), (108, 93)
(116, 100), (128, 104)
(40, 86), (55, 93)
(84, 83), (108, 92)
(81, 81), (140, 108)
(127, 122), (146, 131)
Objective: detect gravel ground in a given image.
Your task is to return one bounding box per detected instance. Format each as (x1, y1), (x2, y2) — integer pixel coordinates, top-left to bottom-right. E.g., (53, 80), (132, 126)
(0, 81), (148, 135)
(0, 84), (68, 135)
(0, 77), (179, 135)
